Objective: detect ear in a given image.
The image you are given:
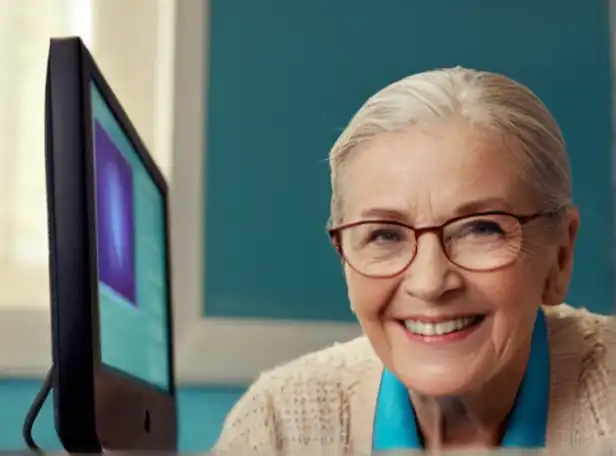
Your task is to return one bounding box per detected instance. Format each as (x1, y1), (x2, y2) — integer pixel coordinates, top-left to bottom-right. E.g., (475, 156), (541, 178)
(543, 207), (580, 306)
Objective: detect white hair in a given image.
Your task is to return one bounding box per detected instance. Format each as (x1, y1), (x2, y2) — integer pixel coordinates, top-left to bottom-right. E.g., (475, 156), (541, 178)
(328, 67), (572, 225)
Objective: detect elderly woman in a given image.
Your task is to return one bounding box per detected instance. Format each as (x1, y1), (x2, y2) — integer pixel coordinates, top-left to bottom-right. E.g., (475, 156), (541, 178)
(214, 67), (615, 452)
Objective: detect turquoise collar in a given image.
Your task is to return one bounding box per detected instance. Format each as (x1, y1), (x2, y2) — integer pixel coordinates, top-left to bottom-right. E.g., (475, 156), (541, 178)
(372, 308), (550, 450)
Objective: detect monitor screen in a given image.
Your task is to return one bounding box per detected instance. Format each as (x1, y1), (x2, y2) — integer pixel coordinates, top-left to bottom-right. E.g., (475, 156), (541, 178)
(91, 81), (170, 391)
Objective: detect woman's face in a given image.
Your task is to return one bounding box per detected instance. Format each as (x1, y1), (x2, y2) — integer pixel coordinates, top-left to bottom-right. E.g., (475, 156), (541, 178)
(340, 118), (577, 397)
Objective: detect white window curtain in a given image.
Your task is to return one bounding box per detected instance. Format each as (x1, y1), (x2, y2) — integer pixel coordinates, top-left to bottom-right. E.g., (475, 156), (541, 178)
(0, 0), (175, 310)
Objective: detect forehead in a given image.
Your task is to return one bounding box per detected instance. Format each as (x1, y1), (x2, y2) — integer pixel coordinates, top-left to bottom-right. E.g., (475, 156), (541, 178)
(341, 119), (533, 224)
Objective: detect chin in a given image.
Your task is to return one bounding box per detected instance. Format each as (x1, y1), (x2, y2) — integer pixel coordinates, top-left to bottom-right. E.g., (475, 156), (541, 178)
(392, 360), (479, 398)
(409, 379), (474, 398)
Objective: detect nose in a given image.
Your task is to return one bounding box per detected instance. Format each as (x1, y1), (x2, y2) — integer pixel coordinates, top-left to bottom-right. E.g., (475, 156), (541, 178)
(401, 233), (463, 301)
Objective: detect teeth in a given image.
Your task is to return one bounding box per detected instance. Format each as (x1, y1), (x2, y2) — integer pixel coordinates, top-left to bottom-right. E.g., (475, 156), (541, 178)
(404, 316), (478, 336)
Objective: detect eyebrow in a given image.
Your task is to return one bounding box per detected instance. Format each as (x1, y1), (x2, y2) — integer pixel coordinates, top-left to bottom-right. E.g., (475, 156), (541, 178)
(358, 198), (512, 222)
(452, 197), (512, 217)
(359, 208), (409, 221)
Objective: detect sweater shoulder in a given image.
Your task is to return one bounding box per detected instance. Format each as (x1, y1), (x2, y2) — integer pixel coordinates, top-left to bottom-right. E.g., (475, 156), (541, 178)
(214, 336), (381, 452)
(544, 303), (615, 353)
(544, 303), (616, 439)
(259, 335), (380, 389)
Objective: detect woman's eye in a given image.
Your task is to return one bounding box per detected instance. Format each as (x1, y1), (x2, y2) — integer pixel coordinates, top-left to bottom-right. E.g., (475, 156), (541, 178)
(463, 220), (504, 236)
(367, 229), (401, 243)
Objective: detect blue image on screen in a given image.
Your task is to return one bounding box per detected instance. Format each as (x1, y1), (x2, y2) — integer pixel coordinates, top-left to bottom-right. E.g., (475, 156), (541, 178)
(91, 81), (170, 391)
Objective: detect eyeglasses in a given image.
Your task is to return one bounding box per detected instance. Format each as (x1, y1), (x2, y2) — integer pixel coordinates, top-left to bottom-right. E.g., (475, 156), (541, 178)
(328, 210), (558, 278)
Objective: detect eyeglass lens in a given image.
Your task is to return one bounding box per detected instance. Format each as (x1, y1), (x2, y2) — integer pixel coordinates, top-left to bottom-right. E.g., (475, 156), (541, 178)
(339, 213), (524, 276)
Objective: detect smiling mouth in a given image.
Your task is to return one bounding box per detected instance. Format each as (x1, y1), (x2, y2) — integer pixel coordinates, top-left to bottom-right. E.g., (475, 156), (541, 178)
(402, 315), (485, 337)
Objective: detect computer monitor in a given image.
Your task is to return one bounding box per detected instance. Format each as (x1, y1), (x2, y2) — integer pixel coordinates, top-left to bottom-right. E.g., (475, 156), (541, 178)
(44, 36), (177, 452)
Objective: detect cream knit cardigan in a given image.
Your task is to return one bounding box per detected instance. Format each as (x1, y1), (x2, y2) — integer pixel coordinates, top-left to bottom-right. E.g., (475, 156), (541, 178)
(214, 304), (615, 453)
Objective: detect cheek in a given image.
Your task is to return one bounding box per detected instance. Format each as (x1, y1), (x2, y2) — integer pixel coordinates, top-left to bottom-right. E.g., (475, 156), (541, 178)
(345, 266), (397, 320)
(471, 263), (546, 317)
(345, 267), (399, 363)
(471, 262), (548, 349)
(478, 255), (550, 310)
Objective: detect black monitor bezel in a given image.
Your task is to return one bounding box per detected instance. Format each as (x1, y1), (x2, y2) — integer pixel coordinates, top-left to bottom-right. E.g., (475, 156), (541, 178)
(46, 36), (177, 452)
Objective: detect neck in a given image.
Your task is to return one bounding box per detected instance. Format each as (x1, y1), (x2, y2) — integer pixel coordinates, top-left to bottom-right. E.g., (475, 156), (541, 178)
(410, 341), (531, 450)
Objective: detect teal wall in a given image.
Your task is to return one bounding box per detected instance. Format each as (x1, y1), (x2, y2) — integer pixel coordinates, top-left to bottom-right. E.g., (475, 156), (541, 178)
(204, 0), (614, 321)
(1, 0), (613, 452)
